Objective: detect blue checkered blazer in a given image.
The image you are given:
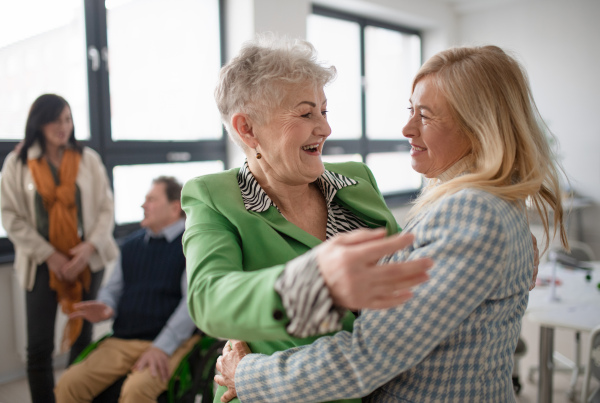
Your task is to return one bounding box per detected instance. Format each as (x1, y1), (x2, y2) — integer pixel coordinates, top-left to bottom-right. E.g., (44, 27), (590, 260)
(235, 188), (533, 402)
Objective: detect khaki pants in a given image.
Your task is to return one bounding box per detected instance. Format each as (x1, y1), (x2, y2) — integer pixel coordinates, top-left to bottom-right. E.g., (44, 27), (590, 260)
(54, 334), (200, 403)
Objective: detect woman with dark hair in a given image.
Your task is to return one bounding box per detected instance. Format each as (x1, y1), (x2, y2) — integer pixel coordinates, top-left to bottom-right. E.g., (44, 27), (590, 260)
(1, 93), (119, 403)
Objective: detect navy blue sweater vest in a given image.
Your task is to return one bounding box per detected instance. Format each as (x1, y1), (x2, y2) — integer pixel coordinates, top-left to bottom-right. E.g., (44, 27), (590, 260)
(112, 229), (186, 341)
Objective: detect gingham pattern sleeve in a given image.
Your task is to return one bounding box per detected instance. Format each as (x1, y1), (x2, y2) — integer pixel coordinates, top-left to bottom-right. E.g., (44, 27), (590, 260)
(235, 190), (512, 402)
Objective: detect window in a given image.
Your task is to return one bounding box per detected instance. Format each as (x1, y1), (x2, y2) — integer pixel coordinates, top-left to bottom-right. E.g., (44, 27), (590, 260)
(0, 0), (90, 141)
(307, 6), (423, 199)
(106, 0), (222, 141)
(0, 0), (225, 249)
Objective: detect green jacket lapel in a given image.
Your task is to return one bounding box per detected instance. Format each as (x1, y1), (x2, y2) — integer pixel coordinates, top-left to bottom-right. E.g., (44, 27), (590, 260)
(251, 207), (322, 250)
(335, 178), (399, 235)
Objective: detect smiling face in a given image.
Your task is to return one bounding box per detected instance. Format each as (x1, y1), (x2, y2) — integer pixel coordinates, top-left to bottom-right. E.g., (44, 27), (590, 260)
(249, 83), (331, 186)
(41, 105), (73, 152)
(403, 75), (471, 178)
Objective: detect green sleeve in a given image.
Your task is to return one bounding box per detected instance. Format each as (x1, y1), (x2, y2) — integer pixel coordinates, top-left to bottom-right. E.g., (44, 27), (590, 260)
(182, 178), (291, 341)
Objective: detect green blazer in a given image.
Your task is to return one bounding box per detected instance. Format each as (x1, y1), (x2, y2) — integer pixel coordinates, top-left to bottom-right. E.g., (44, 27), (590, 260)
(182, 162), (399, 403)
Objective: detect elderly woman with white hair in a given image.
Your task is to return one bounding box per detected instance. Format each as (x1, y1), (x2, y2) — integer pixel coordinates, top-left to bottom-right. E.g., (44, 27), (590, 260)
(215, 45), (565, 402)
(181, 35), (433, 403)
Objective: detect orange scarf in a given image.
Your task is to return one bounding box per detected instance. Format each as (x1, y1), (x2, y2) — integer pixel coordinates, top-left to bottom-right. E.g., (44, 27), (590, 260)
(28, 149), (91, 352)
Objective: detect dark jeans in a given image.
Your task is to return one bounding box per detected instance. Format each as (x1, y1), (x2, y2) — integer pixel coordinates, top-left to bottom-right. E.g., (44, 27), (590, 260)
(26, 264), (103, 403)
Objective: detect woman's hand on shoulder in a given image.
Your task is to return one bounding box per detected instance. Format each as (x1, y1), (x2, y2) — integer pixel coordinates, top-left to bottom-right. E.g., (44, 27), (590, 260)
(316, 229), (433, 310)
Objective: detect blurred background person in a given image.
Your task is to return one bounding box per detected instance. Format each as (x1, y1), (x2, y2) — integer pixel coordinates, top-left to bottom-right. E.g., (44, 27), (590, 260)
(1, 94), (119, 403)
(54, 176), (199, 403)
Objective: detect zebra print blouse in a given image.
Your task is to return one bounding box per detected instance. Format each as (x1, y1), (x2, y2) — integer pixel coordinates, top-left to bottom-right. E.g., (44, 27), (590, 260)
(237, 161), (369, 336)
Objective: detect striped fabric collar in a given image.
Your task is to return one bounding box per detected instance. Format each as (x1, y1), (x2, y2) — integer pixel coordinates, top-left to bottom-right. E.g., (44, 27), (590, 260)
(237, 160), (358, 212)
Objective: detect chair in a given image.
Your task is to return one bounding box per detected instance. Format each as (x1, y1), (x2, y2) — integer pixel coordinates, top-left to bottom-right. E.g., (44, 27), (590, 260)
(512, 337), (527, 394)
(549, 240), (596, 266)
(527, 240), (596, 400)
(581, 325), (600, 403)
(73, 332), (224, 403)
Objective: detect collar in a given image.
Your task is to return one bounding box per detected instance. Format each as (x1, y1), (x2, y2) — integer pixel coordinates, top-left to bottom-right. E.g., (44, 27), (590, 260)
(144, 218), (185, 243)
(434, 154), (475, 184)
(27, 141), (44, 160)
(237, 160), (358, 212)
(27, 141), (76, 161)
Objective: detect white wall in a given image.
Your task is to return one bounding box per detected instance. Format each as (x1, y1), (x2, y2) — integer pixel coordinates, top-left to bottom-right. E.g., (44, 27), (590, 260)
(455, 0), (600, 256)
(0, 263), (26, 382)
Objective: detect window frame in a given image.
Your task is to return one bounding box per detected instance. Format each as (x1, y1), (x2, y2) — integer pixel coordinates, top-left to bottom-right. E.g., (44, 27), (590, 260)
(311, 5), (422, 205)
(0, 0), (227, 252)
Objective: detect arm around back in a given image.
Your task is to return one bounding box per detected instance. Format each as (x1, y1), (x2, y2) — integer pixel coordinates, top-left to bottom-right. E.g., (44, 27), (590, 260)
(182, 162), (403, 342)
(235, 189), (532, 402)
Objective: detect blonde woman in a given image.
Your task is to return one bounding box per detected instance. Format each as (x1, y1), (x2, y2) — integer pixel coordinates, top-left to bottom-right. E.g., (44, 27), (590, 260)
(216, 45), (566, 403)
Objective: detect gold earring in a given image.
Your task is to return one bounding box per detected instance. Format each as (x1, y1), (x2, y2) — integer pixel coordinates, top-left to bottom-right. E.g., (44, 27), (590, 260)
(256, 152), (262, 159)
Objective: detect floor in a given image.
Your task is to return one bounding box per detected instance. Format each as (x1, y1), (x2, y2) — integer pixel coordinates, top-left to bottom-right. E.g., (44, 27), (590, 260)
(1, 317), (598, 403)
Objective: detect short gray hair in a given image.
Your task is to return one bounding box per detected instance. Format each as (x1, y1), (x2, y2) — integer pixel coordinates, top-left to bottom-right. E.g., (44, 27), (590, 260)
(215, 33), (337, 148)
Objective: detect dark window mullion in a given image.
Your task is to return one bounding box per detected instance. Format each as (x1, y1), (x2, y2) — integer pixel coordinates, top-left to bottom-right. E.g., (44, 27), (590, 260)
(83, 0), (104, 155)
(97, 0), (111, 157)
(359, 21), (368, 162)
(367, 140), (411, 154)
(105, 146), (227, 166)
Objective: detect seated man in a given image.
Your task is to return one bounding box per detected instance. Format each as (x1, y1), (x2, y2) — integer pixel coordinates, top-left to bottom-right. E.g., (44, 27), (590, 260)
(55, 176), (199, 403)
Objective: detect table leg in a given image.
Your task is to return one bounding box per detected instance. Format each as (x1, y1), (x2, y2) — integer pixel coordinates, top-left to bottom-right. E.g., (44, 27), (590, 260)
(538, 326), (554, 403)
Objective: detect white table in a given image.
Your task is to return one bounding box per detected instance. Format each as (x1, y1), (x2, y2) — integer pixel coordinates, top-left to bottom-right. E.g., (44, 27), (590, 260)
(525, 261), (600, 403)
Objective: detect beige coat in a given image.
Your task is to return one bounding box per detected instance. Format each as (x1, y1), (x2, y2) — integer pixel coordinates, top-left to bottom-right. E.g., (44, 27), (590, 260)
(1, 143), (119, 290)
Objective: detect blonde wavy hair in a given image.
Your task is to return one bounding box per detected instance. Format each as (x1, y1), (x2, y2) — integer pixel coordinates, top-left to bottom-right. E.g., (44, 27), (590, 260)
(409, 45), (567, 251)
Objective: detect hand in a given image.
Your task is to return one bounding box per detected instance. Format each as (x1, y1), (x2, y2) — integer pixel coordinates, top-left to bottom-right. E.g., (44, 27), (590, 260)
(215, 340), (250, 403)
(62, 242), (96, 282)
(133, 346), (171, 382)
(530, 233), (539, 291)
(46, 251), (70, 282)
(70, 300), (114, 323)
(316, 229), (433, 310)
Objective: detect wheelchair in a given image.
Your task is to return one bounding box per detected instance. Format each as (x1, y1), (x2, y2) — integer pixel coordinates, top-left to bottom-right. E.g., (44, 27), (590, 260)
(72, 332), (224, 403)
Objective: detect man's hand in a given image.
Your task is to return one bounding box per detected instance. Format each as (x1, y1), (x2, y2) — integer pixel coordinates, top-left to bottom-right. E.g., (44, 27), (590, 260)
(133, 346), (170, 382)
(62, 242), (96, 282)
(46, 251), (70, 282)
(70, 301), (114, 323)
(316, 229), (433, 310)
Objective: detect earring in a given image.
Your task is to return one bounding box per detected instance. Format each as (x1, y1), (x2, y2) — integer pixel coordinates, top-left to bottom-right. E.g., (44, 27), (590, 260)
(256, 152), (262, 159)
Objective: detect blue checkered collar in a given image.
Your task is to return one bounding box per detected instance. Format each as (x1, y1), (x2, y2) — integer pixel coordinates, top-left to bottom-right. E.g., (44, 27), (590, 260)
(237, 160), (358, 213)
